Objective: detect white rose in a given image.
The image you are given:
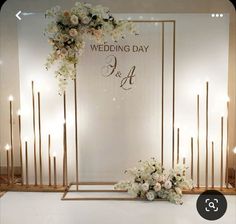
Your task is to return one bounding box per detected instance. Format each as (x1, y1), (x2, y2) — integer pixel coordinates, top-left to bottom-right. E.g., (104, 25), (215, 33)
(157, 174), (166, 182)
(70, 15), (79, 25)
(164, 180), (172, 189)
(146, 191), (155, 201)
(152, 172), (159, 180)
(81, 16), (91, 24)
(69, 28), (78, 37)
(175, 187), (182, 195)
(141, 183), (149, 192)
(154, 182), (161, 192)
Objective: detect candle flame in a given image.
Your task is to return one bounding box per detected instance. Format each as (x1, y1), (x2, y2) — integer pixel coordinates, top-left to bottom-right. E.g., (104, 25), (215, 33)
(5, 144), (10, 150)
(233, 147), (236, 154)
(8, 95), (13, 101)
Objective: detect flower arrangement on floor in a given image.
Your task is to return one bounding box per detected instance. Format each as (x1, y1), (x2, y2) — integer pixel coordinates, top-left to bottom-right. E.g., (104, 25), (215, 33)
(114, 158), (193, 204)
(45, 2), (136, 93)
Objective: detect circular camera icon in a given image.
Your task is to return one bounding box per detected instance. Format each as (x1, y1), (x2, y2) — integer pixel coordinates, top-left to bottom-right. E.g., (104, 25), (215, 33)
(196, 190), (227, 221)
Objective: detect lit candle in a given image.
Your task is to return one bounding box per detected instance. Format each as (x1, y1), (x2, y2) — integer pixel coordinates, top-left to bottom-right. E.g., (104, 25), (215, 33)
(8, 95), (14, 184)
(48, 134), (51, 186)
(53, 152), (57, 188)
(5, 144), (10, 185)
(63, 92), (68, 186)
(31, 81), (38, 186)
(205, 82), (209, 189)
(17, 110), (23, 185)
(25, 141), (29, 187)
(37, 92), (43, 186)
(225, 97), (230, 188)
(211, 141), (214, 189)
(197, 94), (200, 188)
(220, 117), (224, 191)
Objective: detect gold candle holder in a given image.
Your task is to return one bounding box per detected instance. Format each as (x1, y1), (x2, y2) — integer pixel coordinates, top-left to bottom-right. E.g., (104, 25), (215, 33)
(183, 157), (186, 176)
(205, 82), (209, 189)
(48, 134), (51, 186)
(211, 141), (214, 188)
(177, 128), (180, 164)
(17, 110), (23, 185)
(5, 144), (10, 185)
(161, 22), (165, 167)
(191, 137), (193, 180)
(63, 92), (68, 186)
(25, 141), (29, 187)
(53, 154), (57, 188)
(172, 21), (176, 169)
(220, 116), (224, 191)
(74, 76), (79, 190)
(197, 94), (200, 188)
(225, 99), (229, 188)
(31, 81), (38, 186)
(8, 95), (14, 184)
(37, 92), (43, 186)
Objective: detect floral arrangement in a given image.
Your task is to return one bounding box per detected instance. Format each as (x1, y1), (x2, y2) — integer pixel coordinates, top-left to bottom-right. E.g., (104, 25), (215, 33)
(114, 158), (193, 204)
(45, 2), (136, 93)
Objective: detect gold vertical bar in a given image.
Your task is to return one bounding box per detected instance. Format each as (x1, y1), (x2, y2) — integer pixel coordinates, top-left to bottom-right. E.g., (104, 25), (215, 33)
(205, 82), (209, 189)
(48, 134), (51, 186)
(225, 101), (229, 188)
(18, 113), (23, 185)
(31, 81), (38, 186)
(9, 100), (14, 184)
(25, 141), (29, 187)
(63, 92), (68, 186)
(211, 141), (214, 188)
(183, 157), (186, 176)
(161, 22), (165, 166)
(191, 137), (193, 180)
(172, 21), (176, 169)
(37, 92), (43, 186)
(6, 149), (10, 185)
(220, 116), (224, 191)
(197, 94), (200, 188)
(177, 128), (180, 164)
(54, 156), (57, 188)
(74, 75), (79, 190)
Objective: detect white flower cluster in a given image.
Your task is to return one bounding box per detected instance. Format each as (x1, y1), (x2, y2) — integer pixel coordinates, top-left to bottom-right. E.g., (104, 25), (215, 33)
(114, 158), (193, 205)
(45, 2), (137, 94)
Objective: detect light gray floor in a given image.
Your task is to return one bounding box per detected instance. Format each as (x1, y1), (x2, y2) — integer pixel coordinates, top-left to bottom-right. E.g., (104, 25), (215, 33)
(0, 192), (235, 224)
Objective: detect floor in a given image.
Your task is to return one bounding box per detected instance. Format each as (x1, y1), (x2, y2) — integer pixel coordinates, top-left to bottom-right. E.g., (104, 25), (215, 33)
(0, 192), (235, 224)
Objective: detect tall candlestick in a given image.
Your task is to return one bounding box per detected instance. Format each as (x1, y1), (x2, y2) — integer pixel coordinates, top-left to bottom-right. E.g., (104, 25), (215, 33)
(74, 76), (79, 191)
(53, 154), (57, 188)
(8, 95), (14, 184)
(191, 137), (193, 180)
(63, 92), (68, 186)
(48, 134), (51, 186)
(197, 94), (200, 188)
(25, 141), (29, 187)
(205, 82), (209, 189)
(37, 92), (43, 186)
(5, 144), (10, 185)
(183, 157), (186, 176)
(225, 99), (229, 188)
(211, 141), (214, 188)
(161, 22), (165, 167)
(177, 128), (180, 164)
(31, 81), (38, 186)
(220, 116), (224, 191)
(172, 21), (176, 169)
(17, 110), (23, 185)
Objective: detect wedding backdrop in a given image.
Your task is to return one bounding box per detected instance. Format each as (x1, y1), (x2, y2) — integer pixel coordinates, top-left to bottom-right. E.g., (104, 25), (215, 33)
(1, 4), (235, 202)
